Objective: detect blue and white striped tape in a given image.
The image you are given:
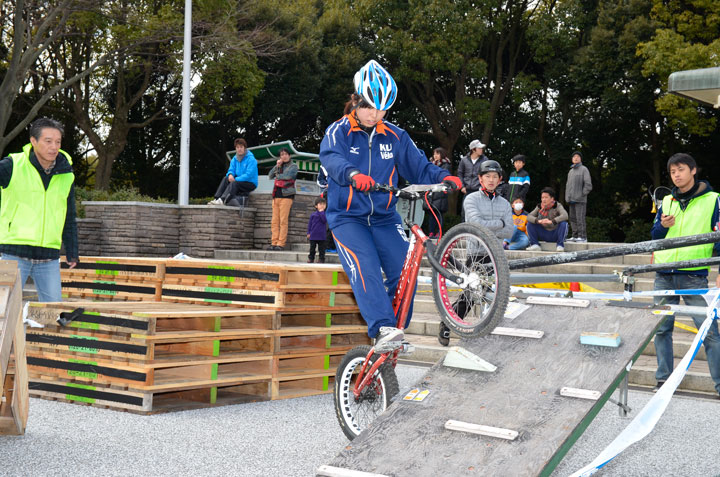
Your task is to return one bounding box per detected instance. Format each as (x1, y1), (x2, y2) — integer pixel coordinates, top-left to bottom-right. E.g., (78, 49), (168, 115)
(568, 289), (720, 476)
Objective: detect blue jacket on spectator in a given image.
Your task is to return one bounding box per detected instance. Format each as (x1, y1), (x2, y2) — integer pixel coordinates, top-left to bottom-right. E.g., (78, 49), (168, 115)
(227, 150), (258, 187)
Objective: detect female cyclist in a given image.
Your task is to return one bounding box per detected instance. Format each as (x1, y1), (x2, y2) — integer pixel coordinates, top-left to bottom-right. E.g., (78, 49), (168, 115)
(319, 60), (462, 352)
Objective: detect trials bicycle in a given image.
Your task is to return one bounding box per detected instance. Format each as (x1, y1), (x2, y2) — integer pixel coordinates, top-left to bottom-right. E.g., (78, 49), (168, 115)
(333, 183), (510, 440)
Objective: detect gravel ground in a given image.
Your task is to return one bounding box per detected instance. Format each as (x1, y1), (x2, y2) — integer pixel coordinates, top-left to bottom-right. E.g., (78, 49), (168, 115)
(2, 365), (719, 476)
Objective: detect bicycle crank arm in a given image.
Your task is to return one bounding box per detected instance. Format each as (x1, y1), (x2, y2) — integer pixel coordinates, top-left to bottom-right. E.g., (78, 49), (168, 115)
(425, 241), (463, 285)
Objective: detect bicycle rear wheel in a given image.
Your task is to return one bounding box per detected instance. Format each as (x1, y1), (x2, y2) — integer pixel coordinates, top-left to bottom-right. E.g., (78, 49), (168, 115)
(432, 222), (509, 337)
(333, 345), (400, 440)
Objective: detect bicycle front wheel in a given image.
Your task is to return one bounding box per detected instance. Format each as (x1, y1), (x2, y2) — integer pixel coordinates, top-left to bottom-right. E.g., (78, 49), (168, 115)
(333, 345), (400, 440)
(432, 222), (510, 337)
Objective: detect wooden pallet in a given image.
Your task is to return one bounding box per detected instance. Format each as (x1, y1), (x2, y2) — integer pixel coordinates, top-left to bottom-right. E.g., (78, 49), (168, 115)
(61, 256), (166, 280)
(0, 261), (28, 435)
(28, 374), (271, 414)
(163, 259), (350, 288)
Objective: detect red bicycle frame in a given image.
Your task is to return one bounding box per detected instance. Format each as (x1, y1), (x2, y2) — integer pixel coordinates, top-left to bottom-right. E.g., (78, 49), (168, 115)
(352, 223), (429, 398)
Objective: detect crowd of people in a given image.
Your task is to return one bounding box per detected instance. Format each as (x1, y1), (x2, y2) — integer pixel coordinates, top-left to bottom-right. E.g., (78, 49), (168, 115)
(4, 58), (717, 398)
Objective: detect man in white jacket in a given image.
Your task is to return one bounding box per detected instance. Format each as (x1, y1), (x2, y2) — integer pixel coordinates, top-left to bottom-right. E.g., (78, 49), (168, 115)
(438, 160), (513, 346)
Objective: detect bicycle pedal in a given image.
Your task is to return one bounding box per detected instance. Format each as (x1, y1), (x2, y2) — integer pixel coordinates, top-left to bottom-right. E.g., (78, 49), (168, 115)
(400, 342), (415, 354)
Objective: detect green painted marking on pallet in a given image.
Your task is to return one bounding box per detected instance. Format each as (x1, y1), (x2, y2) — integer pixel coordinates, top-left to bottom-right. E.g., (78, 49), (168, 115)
(66, 358), (99, 379)
(332, 271), (338, 286)
(324, 355), (330, 369)
(329, 292), (336, 307)
(65, 382), (97, 399)
(323, 376), (329, 391)
(85, 311), (100, 316)
(210, 387), (217, 404)
(69, 321), (99, 330)
(92, 280), (117, 295)
(213, 340), (220, 357)
(65, 394), (96, 403)
(66, 382), (96, 390)
(207, 265), (236, 283)
(325, 313), (332, 327)
(326, 334), (331, 348)
(68, 370), (97, 379)
(214, 316), (222, 332)
(205, 299), (232, 304)
(96, 261), (119, 276)
(211, 363), (218, 380)
(68, 335), (99, 354)
(205, 286), (233, 294)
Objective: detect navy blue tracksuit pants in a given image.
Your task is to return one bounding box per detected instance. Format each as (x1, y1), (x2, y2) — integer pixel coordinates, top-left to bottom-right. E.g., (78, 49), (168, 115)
(332, 221), (416, 338)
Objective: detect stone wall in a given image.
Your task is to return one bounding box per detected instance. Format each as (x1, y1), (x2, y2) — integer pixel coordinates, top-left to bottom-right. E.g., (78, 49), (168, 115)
(77, 193), (317, 257)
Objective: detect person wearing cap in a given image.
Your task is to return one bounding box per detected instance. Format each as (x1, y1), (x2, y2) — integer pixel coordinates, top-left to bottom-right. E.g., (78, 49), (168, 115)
(457, 139), (488, 198)
(508, 154), (530, 202)
(319, 60), (462, 353)
(438, 159), (513, 346)
(565, 150), (592, 242)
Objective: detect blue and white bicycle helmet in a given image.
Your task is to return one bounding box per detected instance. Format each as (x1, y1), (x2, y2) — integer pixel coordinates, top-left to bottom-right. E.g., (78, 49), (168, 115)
(353, 60), (397, 111)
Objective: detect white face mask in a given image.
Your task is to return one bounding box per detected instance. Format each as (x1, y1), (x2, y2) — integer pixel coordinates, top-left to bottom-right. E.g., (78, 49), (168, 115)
(513, 203), (523, 211)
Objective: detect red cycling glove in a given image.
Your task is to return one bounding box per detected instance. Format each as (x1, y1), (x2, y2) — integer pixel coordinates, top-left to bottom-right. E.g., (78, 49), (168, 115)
(352, 173), (375, 192)
(442, 175), (462, 191)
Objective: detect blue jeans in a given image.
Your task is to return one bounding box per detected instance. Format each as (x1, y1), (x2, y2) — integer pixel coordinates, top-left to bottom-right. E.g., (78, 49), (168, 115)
(505, 227), (529, 250)
(653, 273), (720, 393)
(2, 254), (62, 302)
(526, 221), (568, 247)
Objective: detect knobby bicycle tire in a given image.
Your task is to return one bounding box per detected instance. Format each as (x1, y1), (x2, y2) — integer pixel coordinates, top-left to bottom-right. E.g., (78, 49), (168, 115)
(431, 222), (510, 337)
(333, 345), (400, 440)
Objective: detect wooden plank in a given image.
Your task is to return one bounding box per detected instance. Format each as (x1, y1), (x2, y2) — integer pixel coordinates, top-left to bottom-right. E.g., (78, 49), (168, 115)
(325, 302), (664, 476)
(444, 420), (519, 440)
(526, 296), (590, 307)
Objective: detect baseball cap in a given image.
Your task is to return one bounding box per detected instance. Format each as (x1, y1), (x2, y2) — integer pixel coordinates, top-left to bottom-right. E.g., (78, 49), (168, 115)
(469, 139), (486, 150)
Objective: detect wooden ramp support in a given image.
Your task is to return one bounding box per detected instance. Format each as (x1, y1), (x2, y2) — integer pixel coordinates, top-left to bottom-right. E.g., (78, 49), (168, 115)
(324, 302), (664, 476)
(0, 260), (28, 435)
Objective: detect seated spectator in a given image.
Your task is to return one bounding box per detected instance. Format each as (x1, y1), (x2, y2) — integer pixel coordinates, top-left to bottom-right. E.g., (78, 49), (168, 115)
(526, 187), (569, 252)
(438, 160), (513, 347)
(209, 138), (258, 206)
(503, 197), (529, 250)
(267, 148), (299, 250)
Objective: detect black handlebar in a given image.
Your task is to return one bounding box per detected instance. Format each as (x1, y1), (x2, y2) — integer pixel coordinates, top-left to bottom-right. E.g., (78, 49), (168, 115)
(369, 183), (450, 201)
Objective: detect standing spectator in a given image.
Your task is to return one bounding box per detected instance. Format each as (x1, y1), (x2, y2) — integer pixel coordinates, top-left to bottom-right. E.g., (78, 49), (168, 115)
(495, 167), (511, 202)
(0, 118), (78, 302)
(425, 147), (453, 238)
(439, 159), (513, 346)
(268, 148), (299, 250)
(526, 187), (569, 252)
(208, 138), (258, 206)
(508, 154), (530, 202)
(650, 153), (720, 396)
(457, 139), (488, 213)
(565, 151), (592, 242)
(503, 197), (530, 250)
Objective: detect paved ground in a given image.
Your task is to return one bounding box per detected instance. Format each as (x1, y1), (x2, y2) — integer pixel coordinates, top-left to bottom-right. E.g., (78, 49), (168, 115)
(1, 364), (719, 476)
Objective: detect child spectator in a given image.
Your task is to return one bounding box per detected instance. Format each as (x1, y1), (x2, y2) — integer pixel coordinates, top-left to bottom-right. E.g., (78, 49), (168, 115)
(526, 187), (569, 252)
(503, 197), (529, 250)
(508, 154), (530, 202)
(307, 197), (328, 263)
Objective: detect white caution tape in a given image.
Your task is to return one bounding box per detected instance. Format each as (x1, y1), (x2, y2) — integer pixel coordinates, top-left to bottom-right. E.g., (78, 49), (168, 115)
(568, 289), (720, 476)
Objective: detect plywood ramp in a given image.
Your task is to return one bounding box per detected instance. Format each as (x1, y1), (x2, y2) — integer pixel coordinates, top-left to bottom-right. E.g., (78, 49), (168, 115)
(323, 302), (664, 476)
